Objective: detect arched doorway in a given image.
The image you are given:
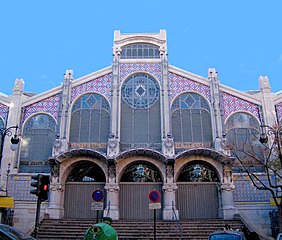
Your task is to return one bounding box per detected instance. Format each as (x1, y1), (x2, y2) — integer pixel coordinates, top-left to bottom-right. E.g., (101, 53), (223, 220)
(64, 161), (106, 219)
(119, 161), (163, 220)
(177, 161), (220, 219)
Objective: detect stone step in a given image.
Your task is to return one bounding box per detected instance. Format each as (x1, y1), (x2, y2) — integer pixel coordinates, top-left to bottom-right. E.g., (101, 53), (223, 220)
(37, 219), (244, 240)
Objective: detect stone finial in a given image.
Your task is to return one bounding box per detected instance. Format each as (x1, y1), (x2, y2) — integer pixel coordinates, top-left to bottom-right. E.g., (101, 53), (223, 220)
(259, 76), (271, 92)
(13, 78), (24, 94)
(208, 68), (217, 78)
(64, 70), (74, 81)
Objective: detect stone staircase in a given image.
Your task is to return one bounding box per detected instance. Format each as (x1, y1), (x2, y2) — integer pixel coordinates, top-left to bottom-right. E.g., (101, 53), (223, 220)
(37, 219), (244, 240)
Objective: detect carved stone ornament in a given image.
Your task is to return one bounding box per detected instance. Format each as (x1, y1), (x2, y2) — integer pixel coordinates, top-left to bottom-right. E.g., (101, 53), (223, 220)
(53, 139), (62, 149)
(163, 183), (177, 192)
(104, 183), (120, 193)
(164, 138), (174, 148)
(166, 164), (174, 179)
(108, 139), (118, 149)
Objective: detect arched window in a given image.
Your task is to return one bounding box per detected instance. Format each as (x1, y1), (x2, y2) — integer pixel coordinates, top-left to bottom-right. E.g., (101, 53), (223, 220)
(177, 161), (219, 182)
(70, 93), (110, 150)
(0, 117), (5, 150)
(67, 161), (106, 182)
(121, 73), (161, 150)
(171, 93), (212, 150)
(20, 114), (57, 173)
(225, 112), (263, 172)
(121, 44), (160, 59)
(121, 162), (162, 182)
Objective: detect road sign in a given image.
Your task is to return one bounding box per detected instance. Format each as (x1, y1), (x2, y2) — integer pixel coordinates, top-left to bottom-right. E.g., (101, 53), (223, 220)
(149, 202), (161, 210)
(92, 189), (104, 202)
(149, 190), (161, 203)
(91, 201), (104, 210)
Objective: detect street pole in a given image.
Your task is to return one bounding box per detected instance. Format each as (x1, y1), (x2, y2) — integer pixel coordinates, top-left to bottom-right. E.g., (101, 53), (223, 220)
(154, 209), (156, 240)
(33, 197), (41, 239)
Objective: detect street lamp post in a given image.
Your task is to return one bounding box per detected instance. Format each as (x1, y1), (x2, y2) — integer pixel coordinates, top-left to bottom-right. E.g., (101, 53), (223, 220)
(0, 125), (20, 167)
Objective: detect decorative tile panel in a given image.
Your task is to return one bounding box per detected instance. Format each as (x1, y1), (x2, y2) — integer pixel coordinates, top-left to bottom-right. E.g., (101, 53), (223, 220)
(0, 103), (9, 122)
(168, 72), (211, 102)
(71, 74), (112, 104)
(233, 175), (272, 202)
(120, 63), (162, 83)
(8, 176), (38, 201)
(221, 92), (259, 119)
(276, 102), (282, 122)
(23, 94), (61, 122)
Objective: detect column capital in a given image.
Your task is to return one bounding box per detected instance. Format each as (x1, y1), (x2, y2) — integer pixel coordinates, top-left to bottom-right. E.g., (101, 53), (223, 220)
(105, 183), (120, 193)
(162, 183), (177, 192)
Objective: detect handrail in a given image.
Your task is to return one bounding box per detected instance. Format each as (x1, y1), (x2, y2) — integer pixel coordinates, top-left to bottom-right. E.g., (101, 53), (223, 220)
(234, 213), (274, 240)
(172, 201), (183, 240)
(105, 201), (111, 218)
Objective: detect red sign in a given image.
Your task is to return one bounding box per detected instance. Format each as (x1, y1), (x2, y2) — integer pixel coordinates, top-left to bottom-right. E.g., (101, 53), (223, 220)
(149, 190), (161, 203)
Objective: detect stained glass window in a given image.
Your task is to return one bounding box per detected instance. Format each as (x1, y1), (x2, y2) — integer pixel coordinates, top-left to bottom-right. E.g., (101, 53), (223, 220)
(225, 112), (263, 172)
(0, 117), (5, 151)
(121, 73), (160, 109)
(70, 93), (110, 146)
(178, 161), (219, 182)
(121, 73), (161, 150)
(67, 161), (106, 182)
(121, 162), (162, 182)
(171, 93), (212, 147)
(20, 114), (57, 173)
(121, 44), (160, 59)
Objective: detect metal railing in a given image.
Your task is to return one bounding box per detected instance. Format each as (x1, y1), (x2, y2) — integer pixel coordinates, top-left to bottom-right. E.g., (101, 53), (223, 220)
(172, 201), (183, 240)
(105, 201), (111, 218)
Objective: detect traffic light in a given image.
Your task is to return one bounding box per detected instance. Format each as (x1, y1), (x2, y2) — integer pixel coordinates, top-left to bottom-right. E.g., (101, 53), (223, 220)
(30, 174), (40, 196)
(30, 174), (50, 202)
(38, 175), (50, 202)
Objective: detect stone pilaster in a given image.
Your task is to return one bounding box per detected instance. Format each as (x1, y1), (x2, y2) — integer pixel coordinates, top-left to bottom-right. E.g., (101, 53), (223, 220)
(53, 70), (73, 155)
(104, 183), (120, 220)
(46, 158), (64, 219)
(162, 183), (178, 220)
(1, 79), (24, 183)
(259, 76), (276, 126)
(220, 165), (236, 219)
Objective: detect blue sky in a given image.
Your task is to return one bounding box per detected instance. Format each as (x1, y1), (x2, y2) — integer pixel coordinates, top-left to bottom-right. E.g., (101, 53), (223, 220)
(0, 1), (281, 95)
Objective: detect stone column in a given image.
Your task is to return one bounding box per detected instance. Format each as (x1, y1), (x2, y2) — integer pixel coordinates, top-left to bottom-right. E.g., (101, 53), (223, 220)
(259, 76), (276, 127)
(220, 165), (236, 219)
(162, 163), (178, 220)
(103, 161), (119, 220)
(162, 182), (178, 220)
(45, 158), (64, 219)
(104, 183), (120, 220)
(1, 79), (24, 191)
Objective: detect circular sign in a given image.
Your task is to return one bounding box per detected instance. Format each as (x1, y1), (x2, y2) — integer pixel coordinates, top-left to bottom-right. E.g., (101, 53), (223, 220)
(92, 190), (104, 202)
(149, 190), (161, 203)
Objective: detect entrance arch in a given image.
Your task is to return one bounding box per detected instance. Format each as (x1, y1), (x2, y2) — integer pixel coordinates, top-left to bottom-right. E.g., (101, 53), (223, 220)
(176, 160), (220, 219)
(119, 161), (163, 220)
(64, 160), (106, 219)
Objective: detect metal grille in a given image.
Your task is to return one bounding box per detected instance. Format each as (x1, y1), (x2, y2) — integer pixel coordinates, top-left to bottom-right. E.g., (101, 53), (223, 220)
(121, 44), (160, 59)
(64, 182), (105, 219)
(177, 182), (219, 219)
(172, 109), (212, 143)
(70, 93), (110, 144)
(121, 102), (161, 150)
(20, 114), (57, 173)
(119, 183), (162, 220)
